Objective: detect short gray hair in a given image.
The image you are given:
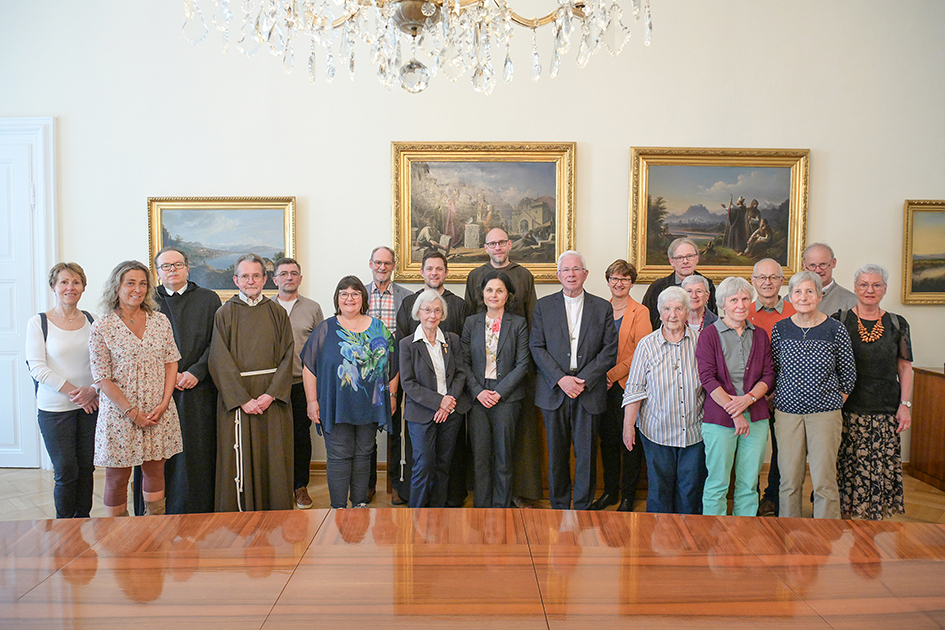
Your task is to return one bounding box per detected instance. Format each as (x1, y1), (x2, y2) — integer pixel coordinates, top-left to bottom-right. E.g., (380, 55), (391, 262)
(657, 286), (690, 314)
(752, 258), (783, 277)
(680, 274), (709, 292)
(235, 253), (266, 275)
(787, 270), (823, 295)
(716, 276), (755, 310)
(411, 288), (448, 321)
(556, 250), (587, 271)
(853, 263), (889, 285)
(668, 237), (698, 258)
(803, 242), (835, 262)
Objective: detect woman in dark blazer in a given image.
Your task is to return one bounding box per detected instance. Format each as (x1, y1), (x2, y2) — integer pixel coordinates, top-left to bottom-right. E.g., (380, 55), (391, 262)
(461, 271), (530, 508)
(400, 288), (471, 508)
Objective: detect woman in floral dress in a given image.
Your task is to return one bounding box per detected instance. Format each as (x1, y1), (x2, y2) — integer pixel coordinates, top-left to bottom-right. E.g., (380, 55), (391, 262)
(91, 260), (182, 517)
(301, 276), (396, 508)
(837, 264), (913, 520)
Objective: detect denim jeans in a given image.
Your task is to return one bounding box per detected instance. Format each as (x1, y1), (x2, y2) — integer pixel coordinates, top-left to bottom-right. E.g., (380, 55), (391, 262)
(37, 408), (97, 518)
(323, 423), (377, 508)
(639, 431), (706, 515)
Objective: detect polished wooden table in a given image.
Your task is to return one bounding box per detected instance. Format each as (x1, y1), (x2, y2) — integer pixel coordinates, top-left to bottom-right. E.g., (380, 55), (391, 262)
(2, 509), (944, 628)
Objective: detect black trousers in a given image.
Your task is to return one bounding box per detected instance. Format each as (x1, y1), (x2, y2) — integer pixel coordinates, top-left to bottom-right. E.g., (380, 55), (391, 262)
(598, 385), (644, 501)
(542, 396), (599, 510)
(469, 390), (521, 508)
(290, 382), (313, 490)
(387, 402), (413, 501)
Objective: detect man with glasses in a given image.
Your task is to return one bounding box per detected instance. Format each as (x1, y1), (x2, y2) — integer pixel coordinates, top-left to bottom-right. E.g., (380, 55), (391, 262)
(273, 257), (324, 509)
(801, 242), (857, 316)
(530, 251), (618, 510)
(366, 246), (411, 503)
(138, 247), (221, 514)
(209, 253), (295, 511)
(465, 228), (542, 506)
(641, 237), (717, 331)
(748, 258), (796, 517)
(393, 251), (468, 505)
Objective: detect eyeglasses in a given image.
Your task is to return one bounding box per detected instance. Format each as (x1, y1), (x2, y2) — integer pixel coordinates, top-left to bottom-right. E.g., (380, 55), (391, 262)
(670, 253), (698, 262)
(419, 307), (443, 316)
(558, 266), (585, 274)
(236, 273), (263, 282)
(752, 275), (783, 283)
(856, 282), (886, 291)
(338, 291), (362, 301)
(371, 260), (394, 268)
(158, 262), (187, 271)
(484, 239), (510, 248)
(275, 270), (301, 278)
(805, 262), (831, 271)
(608, 277), (632, 285)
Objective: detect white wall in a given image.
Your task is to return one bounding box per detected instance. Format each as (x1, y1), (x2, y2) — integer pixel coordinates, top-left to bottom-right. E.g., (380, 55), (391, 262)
(3, 1), (943, 459)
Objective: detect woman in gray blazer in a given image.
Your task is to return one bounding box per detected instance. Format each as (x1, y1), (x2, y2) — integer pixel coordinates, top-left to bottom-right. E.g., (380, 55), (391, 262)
(460, 271), (530, 507)
(400, 289), (471, 508)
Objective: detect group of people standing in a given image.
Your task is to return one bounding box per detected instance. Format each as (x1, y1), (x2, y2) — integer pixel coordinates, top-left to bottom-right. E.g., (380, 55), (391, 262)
(26, 231), (912, 523)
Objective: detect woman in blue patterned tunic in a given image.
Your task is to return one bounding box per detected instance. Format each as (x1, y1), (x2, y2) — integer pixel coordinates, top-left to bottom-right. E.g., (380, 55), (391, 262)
(836, 264), (913, 520)
(301, 276), (396, 508)
(771, 270), (856, 519)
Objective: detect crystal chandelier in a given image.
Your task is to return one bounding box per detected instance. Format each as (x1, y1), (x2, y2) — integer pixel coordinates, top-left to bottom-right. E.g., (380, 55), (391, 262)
(182, 0), (652, 94)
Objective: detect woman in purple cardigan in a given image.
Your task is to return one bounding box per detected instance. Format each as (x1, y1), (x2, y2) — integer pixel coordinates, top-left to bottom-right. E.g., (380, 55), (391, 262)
(695, 276), (775, 516)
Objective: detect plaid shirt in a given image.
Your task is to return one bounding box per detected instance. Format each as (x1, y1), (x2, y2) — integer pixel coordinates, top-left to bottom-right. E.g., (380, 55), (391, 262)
(369, 284), (397, 335)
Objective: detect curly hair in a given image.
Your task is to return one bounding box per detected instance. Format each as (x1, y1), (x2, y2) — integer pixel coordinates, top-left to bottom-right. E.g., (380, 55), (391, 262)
(100, 260), (159, 316)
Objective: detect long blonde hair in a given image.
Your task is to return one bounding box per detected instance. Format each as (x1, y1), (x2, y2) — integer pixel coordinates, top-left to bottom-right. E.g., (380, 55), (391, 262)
(100, 260), (159, 316)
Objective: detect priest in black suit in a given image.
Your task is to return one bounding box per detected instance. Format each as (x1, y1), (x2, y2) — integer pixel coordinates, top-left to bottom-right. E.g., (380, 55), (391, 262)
(530, 251), (617, 510)
(152, 246), (221, 513)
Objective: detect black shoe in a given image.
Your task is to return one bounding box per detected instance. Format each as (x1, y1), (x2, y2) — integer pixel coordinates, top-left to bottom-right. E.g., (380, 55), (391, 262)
(366, 487), (376, 504)
(513, 496), (538, 509)
(588, 492), (618, 511)
(391, 493), (408, 506)
(617, 498), (633, 512)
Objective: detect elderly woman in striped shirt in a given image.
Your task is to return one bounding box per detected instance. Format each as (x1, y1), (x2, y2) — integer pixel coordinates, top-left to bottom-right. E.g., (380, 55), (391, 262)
(622, 286), (706, 514)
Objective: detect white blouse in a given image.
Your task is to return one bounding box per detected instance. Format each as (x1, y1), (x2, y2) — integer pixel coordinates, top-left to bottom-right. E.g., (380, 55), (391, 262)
(25, 315), (94, 412)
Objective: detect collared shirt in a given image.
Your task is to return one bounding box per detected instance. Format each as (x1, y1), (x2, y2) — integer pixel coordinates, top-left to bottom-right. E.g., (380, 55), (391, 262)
(162, 285), (187, 296)
(713, 318), (755, 396)
(369, 284), (396, 334)
(622, 327), (704, 448)
(413, 326), (447, 395)
(749, 297), (795, 338)
(484, 315), (501, 379)
(239, 292), (263, 307)
(277, 296), (298, 316)
(563, 291), (584, 370)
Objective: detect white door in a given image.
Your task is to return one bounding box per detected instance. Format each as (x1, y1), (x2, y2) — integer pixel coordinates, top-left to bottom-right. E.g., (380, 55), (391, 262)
(0, 118), (57, 468)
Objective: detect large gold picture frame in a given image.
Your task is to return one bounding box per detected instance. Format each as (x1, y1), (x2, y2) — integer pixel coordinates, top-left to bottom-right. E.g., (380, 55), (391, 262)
(902, 199), (945, 305)
(629, 147), (809, 283)
(392, 141), (576, 283)
(148, 196), (296, 298)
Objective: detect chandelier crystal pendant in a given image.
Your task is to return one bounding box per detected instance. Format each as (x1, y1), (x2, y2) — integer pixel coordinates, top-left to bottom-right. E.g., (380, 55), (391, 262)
(182, 0), (652, 94)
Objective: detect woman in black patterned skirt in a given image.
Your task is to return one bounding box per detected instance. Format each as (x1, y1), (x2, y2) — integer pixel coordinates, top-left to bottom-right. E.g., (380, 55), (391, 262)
(836, 263), (913, 520)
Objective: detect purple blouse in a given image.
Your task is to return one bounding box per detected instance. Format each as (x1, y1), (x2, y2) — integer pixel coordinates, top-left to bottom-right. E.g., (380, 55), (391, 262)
(695, 323), (775, 428)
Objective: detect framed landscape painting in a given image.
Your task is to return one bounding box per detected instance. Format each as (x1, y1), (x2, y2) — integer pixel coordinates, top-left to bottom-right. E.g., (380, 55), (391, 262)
(392, 141), (575, 283)
(148, 197), (296, 297)
(629, 147), (809, 283)
(902, 199), (945, 304)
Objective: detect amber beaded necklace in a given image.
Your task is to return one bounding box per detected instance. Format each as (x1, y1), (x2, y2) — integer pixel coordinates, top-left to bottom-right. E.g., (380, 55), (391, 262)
(854, 307), (884, 343)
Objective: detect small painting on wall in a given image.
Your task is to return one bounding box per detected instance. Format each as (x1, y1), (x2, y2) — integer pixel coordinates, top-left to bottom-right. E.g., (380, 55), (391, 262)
(903, 200), (945, 304)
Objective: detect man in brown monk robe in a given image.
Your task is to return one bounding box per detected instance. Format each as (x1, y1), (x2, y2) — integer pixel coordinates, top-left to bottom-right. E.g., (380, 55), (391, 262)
(209, 253), (295, 511)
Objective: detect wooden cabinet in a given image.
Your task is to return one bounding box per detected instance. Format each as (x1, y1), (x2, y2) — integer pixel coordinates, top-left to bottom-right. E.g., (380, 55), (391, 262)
(908, 368), (945, 492)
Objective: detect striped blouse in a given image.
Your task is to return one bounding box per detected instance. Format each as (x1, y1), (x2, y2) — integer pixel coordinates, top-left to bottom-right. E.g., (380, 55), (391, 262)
(622, 328), (705, 448)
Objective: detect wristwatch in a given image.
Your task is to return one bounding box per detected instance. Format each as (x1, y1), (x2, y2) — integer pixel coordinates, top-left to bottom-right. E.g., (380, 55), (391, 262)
(900, 400), (912, 408)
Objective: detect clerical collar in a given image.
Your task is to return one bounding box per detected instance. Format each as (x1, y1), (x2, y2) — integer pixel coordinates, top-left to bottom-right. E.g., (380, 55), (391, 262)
(163, 284), (187, 296)
(563, 291), (584, 304)
(239, 292), (264, 307)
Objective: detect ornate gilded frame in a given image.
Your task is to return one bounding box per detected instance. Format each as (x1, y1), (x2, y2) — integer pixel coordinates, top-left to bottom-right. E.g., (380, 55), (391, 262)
(902, 199), (945, 304)
(629, 147), (809, 283)
(148, 196), (296, 298)
(392, 141), (575, 283)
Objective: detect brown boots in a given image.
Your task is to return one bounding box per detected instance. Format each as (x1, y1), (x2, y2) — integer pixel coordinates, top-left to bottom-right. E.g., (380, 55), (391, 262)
(144, 498), (166, 516)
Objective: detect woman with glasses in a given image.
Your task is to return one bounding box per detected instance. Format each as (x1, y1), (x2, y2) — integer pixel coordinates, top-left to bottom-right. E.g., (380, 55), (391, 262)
(301, 276), (396, 508)
(771, 271), (856, 519)
(682, 275), (718, 333)
(400, 289), (470, 507)
(836, 264), (913, 520)
(589, 260), (651, 512)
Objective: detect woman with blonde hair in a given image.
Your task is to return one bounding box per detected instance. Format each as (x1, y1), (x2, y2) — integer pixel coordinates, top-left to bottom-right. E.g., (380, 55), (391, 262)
(90, 260), (182, 517)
